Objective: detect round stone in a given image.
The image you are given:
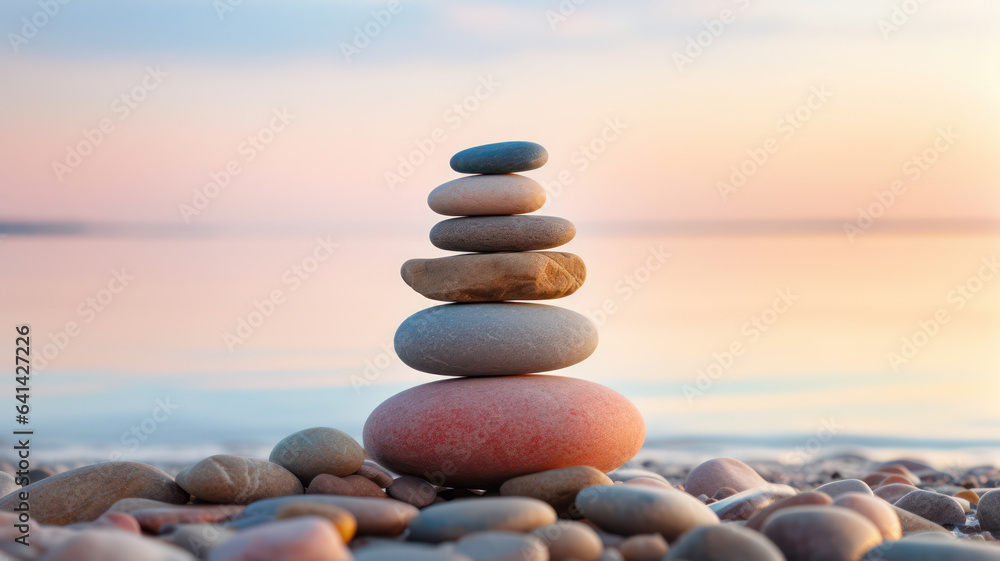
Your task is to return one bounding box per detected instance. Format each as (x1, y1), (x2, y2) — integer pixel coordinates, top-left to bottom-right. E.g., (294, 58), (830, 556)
(619, 534), (668, 561)
(401, 252), (586, 303)
(428, 174), (545, 216)
(532, 521), (603, 561)
(744, 491), (833, 531)
(663, 524), (785, 561)
(0, 462), (189, 525)
(813, 479), (873, 499)
(430, 216), (576, 253)
(175, 455), (303, 505)
(307, 474), (388, 498)
(976, 489), (1000, 531)
(893, 489), (966, 526)
(450, 141), (548, 174)
(762, 506), (882, 561)
(575, 485), (719, 540)
(364, 375), (644, 489)
(833, 492), (902, 540)
(386, 475), (438, 508)
(268, 427), (365, 484)
(891, 503), (951, 536)
(394, 303), (598, 376)
(873, 483), (919, 504)
(408, 497), (556, 543)
(500, 466), (612, 516)
(684, 458), (768, 498)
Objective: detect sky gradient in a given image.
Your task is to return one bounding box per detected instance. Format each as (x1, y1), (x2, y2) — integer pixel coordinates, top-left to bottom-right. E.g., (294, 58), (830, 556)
(1, 0), (999, 461)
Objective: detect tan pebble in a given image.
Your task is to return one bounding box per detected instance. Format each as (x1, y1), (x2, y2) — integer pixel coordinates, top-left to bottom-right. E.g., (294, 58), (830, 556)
(618, 534), (668, 561)
(308, 474), (388, 498)
(269, 427), (365, 483)
(175, 455), (302, 505)
(356, 461), (394, 488)
(532, 520), (603, 561)
(500, 465), (612, 516)
(954, 489), (980, 505)
(834, 492), (903, 540)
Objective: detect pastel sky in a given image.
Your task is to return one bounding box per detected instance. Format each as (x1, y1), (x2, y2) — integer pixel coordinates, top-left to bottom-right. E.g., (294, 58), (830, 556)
(1, 1), (999, 458)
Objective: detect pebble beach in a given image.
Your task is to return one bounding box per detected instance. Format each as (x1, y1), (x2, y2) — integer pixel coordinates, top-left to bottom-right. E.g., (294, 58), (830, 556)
(2, 141), (998, 560)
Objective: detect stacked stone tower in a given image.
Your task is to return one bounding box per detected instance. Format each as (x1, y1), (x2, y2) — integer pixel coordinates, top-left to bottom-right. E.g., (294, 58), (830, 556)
(364, 141), (644, 489)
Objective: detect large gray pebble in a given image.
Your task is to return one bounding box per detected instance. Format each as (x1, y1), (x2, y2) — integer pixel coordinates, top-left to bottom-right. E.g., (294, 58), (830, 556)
(575, 484), (719, 540)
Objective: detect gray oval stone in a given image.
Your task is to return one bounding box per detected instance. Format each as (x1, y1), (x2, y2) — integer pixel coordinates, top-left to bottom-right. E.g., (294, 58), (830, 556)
(455, 531), (548, 561)
(894, 489), (966, 526)
(269, 427), (365, 484)
(863, 532), (1000, 561)
(408, 497), (557, 543)
(429, 174), (545, 217)
(813, 479), (873, 499)
(175, 455), (303, 505)
(394, 303), (598, 376)
(664, 524), (785, 561)
(977, 489), (1000, 531)
(450, 141), (548, 174)
(236, 495), (418, 536)
(430, 216), (576, 253)
(575, 484), (719, 540)
(401, 252), (586, 303)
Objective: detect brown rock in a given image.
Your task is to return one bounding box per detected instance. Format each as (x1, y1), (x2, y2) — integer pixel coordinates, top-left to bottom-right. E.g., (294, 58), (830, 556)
(430, 215), (576, 253)
(386, 475), (438, 508)
(308, 474), (388, 498)
(132, 504), (244, 533)
(954, 489), (980, 505)
(276, 500), (357, 542)
(664, 524), (785, 561)
(0, 462), (188, 525)
(762, 505), (882, 561)
(175, 455), (303, 505)
(744, 491), (833, 531)
(894, 489), (965, 526)
(618, 534), (668, 561)
(500, 465), (612, 516)
(269, 427), (365, 484)
(834, 492), (903, 540)
(684, 458), (767, 498)
(401, 252), (586, 303)
(357, 461), (394, 488)
(533, 521), (603, 561)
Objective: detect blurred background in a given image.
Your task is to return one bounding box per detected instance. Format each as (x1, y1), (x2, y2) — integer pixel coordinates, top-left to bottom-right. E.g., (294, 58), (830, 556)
(1, 0), (998, 465)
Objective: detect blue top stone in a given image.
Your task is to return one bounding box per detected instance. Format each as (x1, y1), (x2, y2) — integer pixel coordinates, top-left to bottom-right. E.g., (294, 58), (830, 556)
(450, 141), (548, 174)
